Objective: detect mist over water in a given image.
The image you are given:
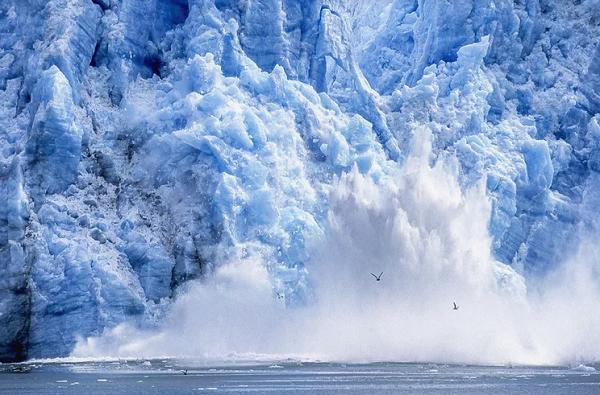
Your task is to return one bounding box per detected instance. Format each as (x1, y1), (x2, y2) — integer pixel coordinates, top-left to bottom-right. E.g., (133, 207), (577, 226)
(73, 133), (600, 366)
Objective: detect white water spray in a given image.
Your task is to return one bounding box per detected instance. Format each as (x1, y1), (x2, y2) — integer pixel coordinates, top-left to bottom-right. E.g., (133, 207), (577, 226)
(73, 133), (600, 366)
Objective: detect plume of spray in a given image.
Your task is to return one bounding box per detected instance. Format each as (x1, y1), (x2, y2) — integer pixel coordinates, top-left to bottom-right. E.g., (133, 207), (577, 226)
(73, 131), (600, 366)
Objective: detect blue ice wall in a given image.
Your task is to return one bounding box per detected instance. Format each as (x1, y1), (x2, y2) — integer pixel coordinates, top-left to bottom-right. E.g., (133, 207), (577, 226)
(0, 0), (598, 360)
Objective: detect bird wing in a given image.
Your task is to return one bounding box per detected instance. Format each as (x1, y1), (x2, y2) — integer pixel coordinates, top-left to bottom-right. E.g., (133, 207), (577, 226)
(379, 272), (383, 278)
(370, 273), (377, 278)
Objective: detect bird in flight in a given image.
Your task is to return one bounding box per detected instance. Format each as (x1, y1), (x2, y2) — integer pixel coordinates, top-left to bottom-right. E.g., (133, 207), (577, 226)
(453, 302), (459, 310)
(276, 292), (284, 300)
(181, 369), (188, 375)
(370, 272), (383, 281)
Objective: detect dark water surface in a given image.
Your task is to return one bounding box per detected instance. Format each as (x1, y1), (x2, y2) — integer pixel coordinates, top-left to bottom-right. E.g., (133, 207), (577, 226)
(1, 360), (599, 394)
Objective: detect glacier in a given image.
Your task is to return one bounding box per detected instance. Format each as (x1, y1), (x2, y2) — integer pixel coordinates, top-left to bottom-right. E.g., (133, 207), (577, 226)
(0, 0), (599, 362)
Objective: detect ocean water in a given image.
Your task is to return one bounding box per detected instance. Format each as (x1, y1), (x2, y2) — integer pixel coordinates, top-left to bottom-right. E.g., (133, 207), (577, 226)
(1, 360), (598, 394)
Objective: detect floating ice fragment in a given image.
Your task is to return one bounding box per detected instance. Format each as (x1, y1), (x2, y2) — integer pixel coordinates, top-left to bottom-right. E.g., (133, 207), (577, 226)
(571, 364), (596, 372)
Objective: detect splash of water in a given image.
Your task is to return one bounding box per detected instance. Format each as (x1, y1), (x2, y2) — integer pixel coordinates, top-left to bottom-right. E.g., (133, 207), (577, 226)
(73, 132), (600, 366)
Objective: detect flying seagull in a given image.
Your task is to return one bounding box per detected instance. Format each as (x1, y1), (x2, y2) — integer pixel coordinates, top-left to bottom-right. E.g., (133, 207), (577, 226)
(453, 302), (459, 311)
(181, 369), (188, 375)
(370, 272), (383, 281)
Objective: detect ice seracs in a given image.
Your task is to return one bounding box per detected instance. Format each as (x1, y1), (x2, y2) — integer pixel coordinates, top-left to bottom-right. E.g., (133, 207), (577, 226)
(0, 0), (599, 361)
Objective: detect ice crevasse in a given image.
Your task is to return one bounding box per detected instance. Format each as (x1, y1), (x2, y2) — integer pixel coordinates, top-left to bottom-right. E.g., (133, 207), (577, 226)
(0, 0), (599, 361)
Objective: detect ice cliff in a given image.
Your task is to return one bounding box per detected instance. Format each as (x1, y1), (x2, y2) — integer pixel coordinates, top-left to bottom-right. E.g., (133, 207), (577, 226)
(0, 0), (598, 361)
